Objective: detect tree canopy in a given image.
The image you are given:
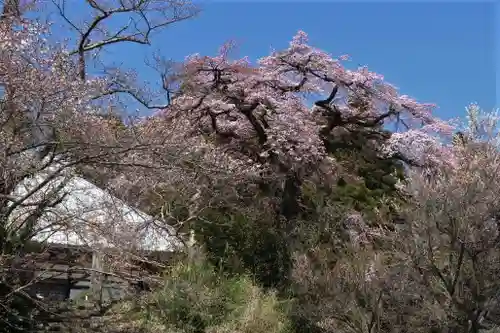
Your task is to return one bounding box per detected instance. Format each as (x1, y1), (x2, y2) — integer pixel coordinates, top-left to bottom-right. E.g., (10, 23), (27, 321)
(1, 2), (499, 333)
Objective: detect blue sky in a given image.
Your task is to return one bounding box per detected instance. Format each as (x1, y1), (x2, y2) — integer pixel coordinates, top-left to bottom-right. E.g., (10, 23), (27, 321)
(45, 1), (497, 121)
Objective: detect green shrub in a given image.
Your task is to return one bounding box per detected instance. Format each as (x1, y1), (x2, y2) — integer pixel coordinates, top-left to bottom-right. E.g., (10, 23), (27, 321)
(195, 208), (292, 290)
(123, 255), (292, 333)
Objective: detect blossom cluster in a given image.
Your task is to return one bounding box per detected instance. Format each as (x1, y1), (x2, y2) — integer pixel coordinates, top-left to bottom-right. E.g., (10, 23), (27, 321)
(150, 31), (453, 175)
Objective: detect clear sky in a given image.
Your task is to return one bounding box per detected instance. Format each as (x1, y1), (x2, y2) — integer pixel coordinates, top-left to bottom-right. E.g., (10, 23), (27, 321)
(45, 1), (498, 121)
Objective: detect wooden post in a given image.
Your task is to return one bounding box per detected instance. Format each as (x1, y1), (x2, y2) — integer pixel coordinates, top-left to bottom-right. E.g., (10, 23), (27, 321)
(90, 251), (103, 305)
(187, 229), (196, 262)
(64, 268), (72, 300)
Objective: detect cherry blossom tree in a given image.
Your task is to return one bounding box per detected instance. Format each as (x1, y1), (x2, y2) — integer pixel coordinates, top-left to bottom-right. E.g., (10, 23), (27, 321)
(101, 32), (459, 308)
(389, 105), (500, 333)
(0, 3), (194, 328)
(144, 31), (454, 227)
(0, 1), (469, 328)
(201, 32), (447, 159)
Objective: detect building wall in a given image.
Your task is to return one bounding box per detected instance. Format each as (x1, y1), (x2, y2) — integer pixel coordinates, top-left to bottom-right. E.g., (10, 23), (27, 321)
(22, 244), (174, 303)
(27, 276), (130, 303)
(29, 281), (69, 301)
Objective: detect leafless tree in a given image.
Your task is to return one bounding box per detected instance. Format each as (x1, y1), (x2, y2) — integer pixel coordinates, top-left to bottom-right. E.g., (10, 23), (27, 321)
(50, 0), (199, 112)
(394, 106), (500, 333)
(0, 3), (196, 329)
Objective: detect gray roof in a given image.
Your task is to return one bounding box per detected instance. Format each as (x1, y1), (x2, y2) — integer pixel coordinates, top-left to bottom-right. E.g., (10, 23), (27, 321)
(9, 163), (183, 252)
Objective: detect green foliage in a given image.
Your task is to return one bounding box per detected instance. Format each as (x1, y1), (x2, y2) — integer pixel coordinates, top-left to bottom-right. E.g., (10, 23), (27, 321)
(127, 256), (292, 333)
(191, 127), (409, 295)
(195, 207), (292, 290)
(324, 129), (408, 224)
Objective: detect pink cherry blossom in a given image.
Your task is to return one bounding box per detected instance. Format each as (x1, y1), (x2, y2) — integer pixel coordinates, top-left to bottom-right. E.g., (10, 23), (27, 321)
(151, 31), (454, 175)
